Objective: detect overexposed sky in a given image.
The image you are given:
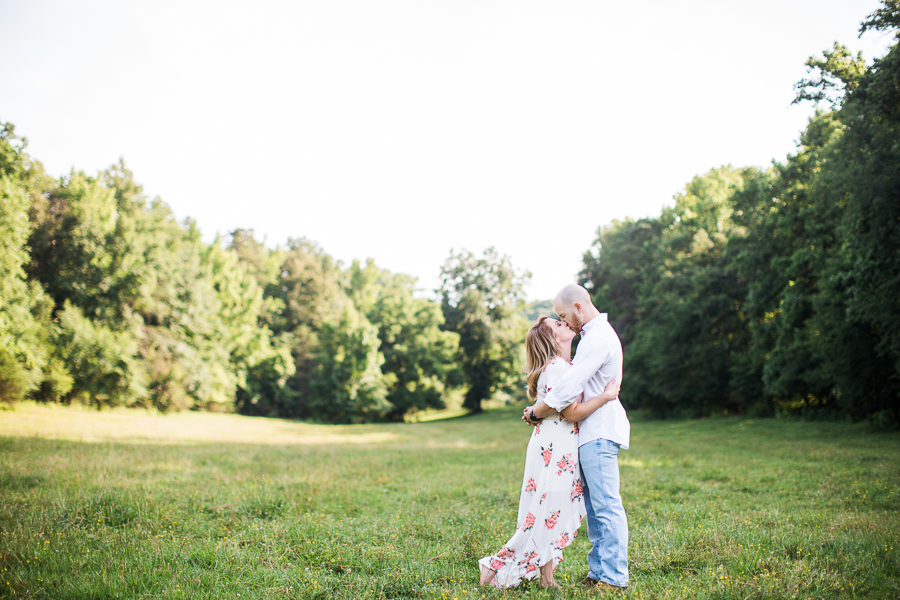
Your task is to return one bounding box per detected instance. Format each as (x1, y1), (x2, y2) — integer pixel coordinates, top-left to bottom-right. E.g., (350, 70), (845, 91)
(1, 0), (893, 300)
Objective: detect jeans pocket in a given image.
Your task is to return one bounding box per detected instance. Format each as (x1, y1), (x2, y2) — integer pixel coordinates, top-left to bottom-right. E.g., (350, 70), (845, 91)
(599, 439), (620, 457)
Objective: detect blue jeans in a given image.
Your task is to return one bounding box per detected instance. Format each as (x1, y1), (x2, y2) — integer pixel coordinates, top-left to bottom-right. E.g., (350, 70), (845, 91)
(579, 438), (629, 586)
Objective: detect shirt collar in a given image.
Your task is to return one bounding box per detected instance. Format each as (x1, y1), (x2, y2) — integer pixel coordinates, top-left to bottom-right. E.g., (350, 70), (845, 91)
(580, 313), (608, 337)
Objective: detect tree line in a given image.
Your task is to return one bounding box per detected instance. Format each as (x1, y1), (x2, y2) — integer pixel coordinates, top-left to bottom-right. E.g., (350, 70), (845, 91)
(2, 2), (897, 425)
(0, 136), (531, 421)
(580, 3), (899, 425)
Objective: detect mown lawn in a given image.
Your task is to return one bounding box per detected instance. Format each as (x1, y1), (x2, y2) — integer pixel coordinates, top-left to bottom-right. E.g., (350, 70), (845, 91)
(0, 403), (898, 599)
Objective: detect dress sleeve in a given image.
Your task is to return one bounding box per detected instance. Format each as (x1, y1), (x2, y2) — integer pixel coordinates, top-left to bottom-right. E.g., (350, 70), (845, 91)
(544, 360), (580, 400)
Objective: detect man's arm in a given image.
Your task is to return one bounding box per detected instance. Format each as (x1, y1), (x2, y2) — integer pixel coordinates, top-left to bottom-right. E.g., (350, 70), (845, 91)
(559, 379), (619, 422)
(531, 340), (607, 419)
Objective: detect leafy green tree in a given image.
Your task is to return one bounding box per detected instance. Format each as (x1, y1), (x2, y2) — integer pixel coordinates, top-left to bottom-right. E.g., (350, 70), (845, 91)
(579, 217), (664, 348)
(22, 160), (283, 411)
(607, 167), (766, 417)
(347, 260), (460, 420)
(227, 230), (296, 416)
(804, 10), (900, 422)
(196, 239), (280, 408)
(308, 301), (389, 423)
(28, 167), (193, 409)
(439, 248), (529, 413)
(263, 238), (345, 417)
(746, 3), (900, 423)
(0, 124), (68, 403)
(573, 1), (900, 425)
(793, 42), (867, 108)
(27, 172), (124, 319)
(859, 0), (900, 38)
(260, 239), (391, 422)
(55, 301), (146, 407)
(739, 108), (898, 422)
(228, 229), (283, 291)
(0, 122), (54, 189)
(0, 177), (53, 401)
(840, 15), (900, 417)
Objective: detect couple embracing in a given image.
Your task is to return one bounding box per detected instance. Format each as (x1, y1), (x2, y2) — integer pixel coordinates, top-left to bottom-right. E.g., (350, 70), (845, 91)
(478, 284), (630, 591)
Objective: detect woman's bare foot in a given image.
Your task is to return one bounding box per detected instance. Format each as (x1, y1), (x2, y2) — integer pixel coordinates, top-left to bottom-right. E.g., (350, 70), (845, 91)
(539, 562), (559, 588)
(479, 565), (497, 587)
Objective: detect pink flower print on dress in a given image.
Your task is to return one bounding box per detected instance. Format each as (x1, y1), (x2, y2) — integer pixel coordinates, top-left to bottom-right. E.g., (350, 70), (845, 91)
(541, 444), (553, 466)
(518, 551), (538, 565)
(573, 422), (579, 435)
(525, 477), (537, 493)
(556, 453), (577, 475)
(496, 546), (515, 559)
(540, 492), (547, 504)
(490, 557), (505, 570)
(544, 510), (560, 529)
(551, 532), (570, 549)
(521, 512), (536, 531)
(570, 479), (584, 502)
(534, 421), (541, 435)
(525, 563), (539, 574)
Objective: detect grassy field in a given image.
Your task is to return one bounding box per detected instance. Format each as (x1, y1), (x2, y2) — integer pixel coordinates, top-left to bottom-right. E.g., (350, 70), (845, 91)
(1, 403), (898, 599)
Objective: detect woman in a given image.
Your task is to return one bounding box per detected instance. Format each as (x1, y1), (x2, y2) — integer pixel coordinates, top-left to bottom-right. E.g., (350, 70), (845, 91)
(478, 315), (621, 589)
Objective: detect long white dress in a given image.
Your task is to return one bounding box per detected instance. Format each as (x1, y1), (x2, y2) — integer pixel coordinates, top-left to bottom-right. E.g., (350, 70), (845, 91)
(478, 357), (586, 587)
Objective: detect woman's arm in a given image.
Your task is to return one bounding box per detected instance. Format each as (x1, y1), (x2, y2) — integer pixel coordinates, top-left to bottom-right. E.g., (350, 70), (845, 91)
(560, 379), (620, 423)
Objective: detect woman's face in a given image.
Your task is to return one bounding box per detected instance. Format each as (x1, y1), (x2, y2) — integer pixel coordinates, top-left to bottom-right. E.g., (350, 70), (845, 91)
(549, 318), (576, 344)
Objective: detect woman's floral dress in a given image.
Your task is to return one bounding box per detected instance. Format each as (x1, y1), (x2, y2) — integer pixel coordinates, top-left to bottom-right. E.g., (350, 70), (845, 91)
(478, 357), (586, 587)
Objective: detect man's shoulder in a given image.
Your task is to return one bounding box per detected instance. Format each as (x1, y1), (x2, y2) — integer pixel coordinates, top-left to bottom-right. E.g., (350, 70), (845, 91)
(582, 327), (614, 351)
(597, 320), (622, 347)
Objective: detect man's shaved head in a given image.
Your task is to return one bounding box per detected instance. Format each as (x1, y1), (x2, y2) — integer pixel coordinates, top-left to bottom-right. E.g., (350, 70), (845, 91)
(554, 284), (591, 312)
(553, 284), (598, 333)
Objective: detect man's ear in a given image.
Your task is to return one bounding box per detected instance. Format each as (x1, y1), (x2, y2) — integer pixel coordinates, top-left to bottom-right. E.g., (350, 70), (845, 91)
(572, 302), (582, 314)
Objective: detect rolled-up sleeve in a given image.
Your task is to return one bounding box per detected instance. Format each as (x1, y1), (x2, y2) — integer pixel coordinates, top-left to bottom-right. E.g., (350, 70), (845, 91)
(543, 339), (606, 411)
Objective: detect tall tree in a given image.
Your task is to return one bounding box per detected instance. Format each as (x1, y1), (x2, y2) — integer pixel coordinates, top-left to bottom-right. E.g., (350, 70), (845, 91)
(809, 8), (900, 422)
(227, 230), (296, 417)
(0, 123), (71, 403)
(574, 1), (900, 424)
(23, 161), (284, 411)
(261, 239), (390, 422)
(585, 167), (767, 417)
(308, 301), (389, 423)
(0, 150), (58, 401)
(347, 259), (460, 420)
(439, 248), (529, 413)
(579, 217), (663, 348)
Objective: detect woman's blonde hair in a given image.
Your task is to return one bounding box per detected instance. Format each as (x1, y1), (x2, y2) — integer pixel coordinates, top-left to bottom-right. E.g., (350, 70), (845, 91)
(525, 315), (561, 401)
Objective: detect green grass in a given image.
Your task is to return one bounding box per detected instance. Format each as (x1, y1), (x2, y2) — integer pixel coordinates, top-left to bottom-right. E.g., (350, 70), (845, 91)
(1, 402), (898, 599)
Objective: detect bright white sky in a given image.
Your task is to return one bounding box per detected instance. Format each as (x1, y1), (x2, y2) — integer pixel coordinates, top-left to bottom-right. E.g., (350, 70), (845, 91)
(1, 0), (893, 300)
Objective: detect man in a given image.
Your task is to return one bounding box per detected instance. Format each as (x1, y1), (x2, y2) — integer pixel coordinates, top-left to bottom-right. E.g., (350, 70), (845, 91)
(523, 283), (630, 591)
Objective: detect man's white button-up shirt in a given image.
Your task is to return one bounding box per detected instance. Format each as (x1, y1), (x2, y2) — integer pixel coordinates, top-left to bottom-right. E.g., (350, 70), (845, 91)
(543, 313), (631, 449)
